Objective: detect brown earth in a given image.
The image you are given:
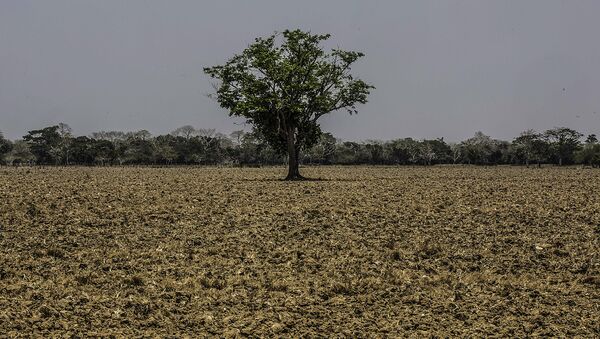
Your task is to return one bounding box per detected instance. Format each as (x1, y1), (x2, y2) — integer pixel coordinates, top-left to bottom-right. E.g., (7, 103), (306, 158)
(0, 166), (598, 337)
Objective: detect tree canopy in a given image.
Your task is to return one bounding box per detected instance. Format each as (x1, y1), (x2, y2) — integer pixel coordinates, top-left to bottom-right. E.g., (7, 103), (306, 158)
(544, 127), (583, 166)
(0, 132), (13, 162)
(204, 29), (374, 179)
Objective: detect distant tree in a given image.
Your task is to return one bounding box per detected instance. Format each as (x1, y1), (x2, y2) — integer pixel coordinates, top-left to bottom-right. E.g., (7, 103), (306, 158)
(460, 132), (500, 165)
(333, 141), (357, 164)
(575, 144), (600, 167)
(575, 134), (600, 167)
(195, 129), (222, 164)
(448, 143), (462, 164)
(155, 134), (186, 164)
(196, 128), (215, 138)
(419, 142), (436, 165)
(65, 136), (114, 165)
(128, 130), (152, 141)
(238, 132), (260, 164)
(337, 141), (371, 164)
(204, 29), (374, 179)
(406, 139), (423, 164)
(320, 133), (337, 164)
(384, 138), (419, 165)
(364, 140), (385, 164)
(153, 137), (178, 165)
(230, 130), (245, 145)
(54, 123), (73, 165)
(171, 125), (197, 139)
(123, 131), (155, 164)
(5, 140), (35, 165)
(512, 130), (537, 166)
(91, 139), (115, 165)
(544, 127), (582, 166)
(91, 131), (109, 140)
(492, 140), (511, 164)
(378, 138), (449, 166)
(92, 131), (126, 142)
(0, 132), (13, 164)
(305, 132), (336, 164)
(23, 126), (61, 164)
(70, 136), (96, 164)
(512, 130), (548, 167)
(238, 130), (282, 165)
(421, 139), (451, 165)
(585, 134), (598, 144)
(214, 133), (235, 164)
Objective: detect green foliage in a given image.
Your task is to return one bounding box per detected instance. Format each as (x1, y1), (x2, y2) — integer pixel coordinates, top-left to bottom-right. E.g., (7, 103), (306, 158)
(585, 134), (597, 144)
(69, 137), (116, 165)
(511, 130), (548, 166)
(238, 130), (283, 165)
(23, 126), (61, 164)
(575, 137), (600, 167)
(5, 140), (35, 165)
(304, 132), (337, 164)
(123, 131), (156, 164)
(384, 138), (419, 165)
(0, 131), (13, 163)
(3, 123), (598, 168)
(421, 139), (452, 165)
(460, 132), (504, 165)
(204, 29), (374, 178)
(544, 127), (582, 165)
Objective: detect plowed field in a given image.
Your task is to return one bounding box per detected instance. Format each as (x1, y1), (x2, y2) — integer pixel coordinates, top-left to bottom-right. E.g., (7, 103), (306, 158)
(0, 166), (598, 336)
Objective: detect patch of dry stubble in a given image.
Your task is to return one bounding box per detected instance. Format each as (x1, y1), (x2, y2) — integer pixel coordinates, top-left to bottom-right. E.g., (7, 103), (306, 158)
(0, 166), (598, 336)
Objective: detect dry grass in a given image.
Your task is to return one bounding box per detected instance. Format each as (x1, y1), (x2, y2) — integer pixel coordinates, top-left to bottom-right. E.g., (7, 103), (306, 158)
(0, 166), (598, 336)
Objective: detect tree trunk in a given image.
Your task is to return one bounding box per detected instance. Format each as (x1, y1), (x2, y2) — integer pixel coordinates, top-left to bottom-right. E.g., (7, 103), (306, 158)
(285, 129), (303, 180)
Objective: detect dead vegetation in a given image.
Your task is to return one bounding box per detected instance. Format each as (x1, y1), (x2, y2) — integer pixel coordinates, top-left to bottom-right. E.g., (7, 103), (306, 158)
(0, 166), (598, 336)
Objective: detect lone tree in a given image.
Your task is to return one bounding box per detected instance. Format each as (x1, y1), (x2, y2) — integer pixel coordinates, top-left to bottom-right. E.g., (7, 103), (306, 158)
(204, 29), (373, 180)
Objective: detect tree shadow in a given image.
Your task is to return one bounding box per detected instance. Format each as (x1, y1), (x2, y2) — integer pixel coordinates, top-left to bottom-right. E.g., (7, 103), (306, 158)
(240, 177), (358, 182)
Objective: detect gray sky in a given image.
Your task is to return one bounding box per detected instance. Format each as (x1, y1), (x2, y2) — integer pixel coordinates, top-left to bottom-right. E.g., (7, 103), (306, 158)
(1, 0), (600, 141)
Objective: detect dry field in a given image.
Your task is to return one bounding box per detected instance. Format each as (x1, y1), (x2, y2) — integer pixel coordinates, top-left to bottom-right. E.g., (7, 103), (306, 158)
(0, 166), (598, 337)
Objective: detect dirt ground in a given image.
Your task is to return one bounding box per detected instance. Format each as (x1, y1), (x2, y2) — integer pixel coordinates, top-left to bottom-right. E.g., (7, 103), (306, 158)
(0, 166), (598, 336)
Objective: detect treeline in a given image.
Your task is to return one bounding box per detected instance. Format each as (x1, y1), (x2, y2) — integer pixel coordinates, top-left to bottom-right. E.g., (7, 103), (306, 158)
(0, 124), (599, 167)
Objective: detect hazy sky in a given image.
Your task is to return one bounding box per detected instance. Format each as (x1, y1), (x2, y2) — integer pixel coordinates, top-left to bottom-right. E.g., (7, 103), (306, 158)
(1, 0), (600, 141)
